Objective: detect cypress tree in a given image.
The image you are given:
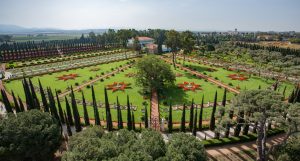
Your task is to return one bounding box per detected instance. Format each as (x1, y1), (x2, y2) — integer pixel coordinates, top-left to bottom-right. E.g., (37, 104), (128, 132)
(18, 96), (25, 112)
(65, 96), (74, 126)
(132, 111), (136, 131)
(29, 79), (40, 109)
(38, 79), (49, 112)
(55, 90), (65, 124)
(180, 103), (186, 132)
(70, 86), (82, 132)
(47, 88), (59, 121)
(210, 91), (217, 131)
(1, 89), (13, 113)
(168, 102), (173, 133)
(11, 91), (21, 113)
(192, 106), (198, 136)
(282, 86), (287, 99)
(82, 91), (90, 126)
(222, 88), (227, 107)
(234, 110), (244, 137)
(64, 111), (72, 136)
(144, 102), (148, 129)
(22, 78), (33, 110)
(104, 88), (112, 131)
(127, 95), (132, 130)
(116, 96), (123, 129)
(288, 90), (295, 103)
(258, 85), (261, 89)
(199, 95), (204, 131)
(189, 99), (194, 130)
(91, 86), (101, 125)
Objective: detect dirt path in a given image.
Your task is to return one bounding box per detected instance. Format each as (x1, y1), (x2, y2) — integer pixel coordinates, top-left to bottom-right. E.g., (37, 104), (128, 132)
(206, 133), (285, 161)
(58, 64), (132, 98)
(162, 57), (240, 94)
(150, 90), (160, 131)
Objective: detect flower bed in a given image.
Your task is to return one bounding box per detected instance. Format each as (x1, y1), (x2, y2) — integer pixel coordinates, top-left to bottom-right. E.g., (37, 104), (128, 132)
(57, 73), (79, 81)
(106, 82), (131, 92)
(228, 74), (248, 81)
(177, 82), (202, 92)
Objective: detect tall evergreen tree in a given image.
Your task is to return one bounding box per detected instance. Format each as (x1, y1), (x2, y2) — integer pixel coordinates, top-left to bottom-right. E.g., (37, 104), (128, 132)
(143, 101), (148, 129)
(282, 86), (287, 99)
(91, 86), (101, 125)
(11, 91), (21, 113)
(104, 88), (113, 131)
(116, 96), (123, 129)
(55, 90), (65, 124)
(132, 111), (136, 131)
(210, 91), (217, 130)
(64, 111), (72, 136)
(168, 102), (173, 133)
(189, 99), (194, 130)
(82, 91), (90, 126)
(192, 106), (198, 136)
(65, 96), (74, 126)
(1, 89), (13, 113)
(70, 86), (82, 132)
(22, 78), (33, 110)
(222, 89), (227, 107)
(47, 88), (59, 121)
(28, 79), (40, 109)
(180, 104), (186, 132)
(288, 90), (295, 103)
(127, 95), (132, 130)
(18, 96), (25, 112)
(199, 95), (204, 130)
(38, 79), (49, 112)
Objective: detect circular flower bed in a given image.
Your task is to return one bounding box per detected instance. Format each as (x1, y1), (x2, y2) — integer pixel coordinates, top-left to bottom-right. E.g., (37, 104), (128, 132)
(178, 82), (202, 92)
(228, 74), (248, 81)
(57, 74), (79, 81)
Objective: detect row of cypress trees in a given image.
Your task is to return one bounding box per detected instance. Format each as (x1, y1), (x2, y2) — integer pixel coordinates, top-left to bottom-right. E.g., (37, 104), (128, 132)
(167, 89), (227, 136)
(1, 78), (149, 136)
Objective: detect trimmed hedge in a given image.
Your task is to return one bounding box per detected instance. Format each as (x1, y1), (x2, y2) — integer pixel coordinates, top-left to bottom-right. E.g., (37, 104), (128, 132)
(202, 128), (284, 147)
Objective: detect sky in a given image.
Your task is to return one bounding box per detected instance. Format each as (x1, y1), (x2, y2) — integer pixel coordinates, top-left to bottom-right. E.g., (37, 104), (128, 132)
(0, 0), (299, 31)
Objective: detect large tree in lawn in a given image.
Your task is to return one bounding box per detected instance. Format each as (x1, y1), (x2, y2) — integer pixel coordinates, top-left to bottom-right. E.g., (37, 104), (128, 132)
(165, 30), (181, 68)
(230, 90), (296, 161)
(180, 30), (195, 65)
(135, 55), (175, 94)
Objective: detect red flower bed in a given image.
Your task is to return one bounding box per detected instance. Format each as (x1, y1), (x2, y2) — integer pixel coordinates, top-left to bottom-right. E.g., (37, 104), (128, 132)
(107, 82), (131, 92)
(178, 82), (202, 92)
(57, 74), (79, 81)
(228, 74), (248, 81)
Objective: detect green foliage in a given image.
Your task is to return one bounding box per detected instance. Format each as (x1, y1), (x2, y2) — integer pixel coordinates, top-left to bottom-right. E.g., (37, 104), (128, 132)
(0, 110), (62, 161)
(135, 55), (175, 92)
(275, 136), (300, 161)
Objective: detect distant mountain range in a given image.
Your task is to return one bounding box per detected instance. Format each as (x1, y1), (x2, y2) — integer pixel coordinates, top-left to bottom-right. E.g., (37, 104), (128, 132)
(0, 24), (107, 34)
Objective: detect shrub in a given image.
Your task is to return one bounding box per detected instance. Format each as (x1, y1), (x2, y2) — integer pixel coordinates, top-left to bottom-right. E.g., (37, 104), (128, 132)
(228, 82), (233, 86)
(215, 77), (219, 80)
(75, 82), (79, 86)
(100, 79), (104, 82)
(89, 76), (93, 80)
(101, 72), (105, 75)
(203, 72), (207, 75)
(86, 85), (91, 88)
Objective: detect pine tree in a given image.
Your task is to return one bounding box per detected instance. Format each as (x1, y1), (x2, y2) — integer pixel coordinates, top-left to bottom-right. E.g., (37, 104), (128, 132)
(38, 79), (49, 112)
(127, 95), (132, 130)
(180, 103), (186, 132)
(11, 91), (21, 113)
(18, 96), (25, 112)
(91, 86), (101, 125)
(222, 89), (227, 107)
(210, 91), (217, 131)
(65, 96), (74, 126)
(189, 99), (194, 130)
(104, 88), (112, 131)
(29, 79), (40, 109)
(198, 95), (204, 130)
(55, 90), (65, 124)
(132, 111), (136, 131)
(192, 106), (198, 136)
(116, 96), (123, 129)
(168, 102), (173, 133)
(70, 86), (82, 132)
(22, 78), (33, 110)
(64, 111), (72, 136)
(143, 102), (149, 129)
(1, 89), (13, 113)
(82, 91), (90, 126)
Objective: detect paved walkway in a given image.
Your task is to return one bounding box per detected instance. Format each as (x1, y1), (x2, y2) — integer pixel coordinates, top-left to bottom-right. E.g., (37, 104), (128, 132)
(58, 64), (132, 98)
(162, 57), (240, 94)
(206, 133), (285, 161)
(150, 90), (160, 131)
